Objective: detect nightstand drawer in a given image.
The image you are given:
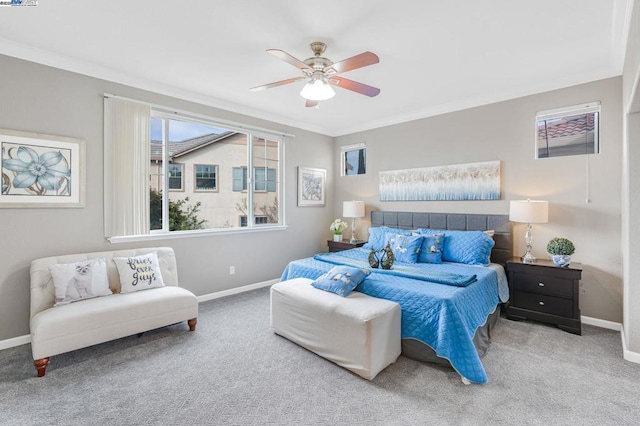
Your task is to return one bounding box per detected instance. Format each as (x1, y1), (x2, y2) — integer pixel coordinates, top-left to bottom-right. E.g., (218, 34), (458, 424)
(512, 272), (573, 298)
(512, 291), (573, 317)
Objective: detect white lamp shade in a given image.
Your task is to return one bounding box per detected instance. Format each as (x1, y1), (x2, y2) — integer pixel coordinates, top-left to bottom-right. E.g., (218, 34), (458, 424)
(343, 201), (365, 218)
(300, 79), (335, 101)
(509, 200), (549, 223)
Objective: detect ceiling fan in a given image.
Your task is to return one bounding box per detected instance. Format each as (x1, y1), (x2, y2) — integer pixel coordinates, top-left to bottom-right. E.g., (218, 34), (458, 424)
(250, 42), (380, 107)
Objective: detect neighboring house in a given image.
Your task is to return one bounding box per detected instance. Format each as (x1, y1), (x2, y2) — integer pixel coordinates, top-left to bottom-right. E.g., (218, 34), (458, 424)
(150, 131), (279, 229)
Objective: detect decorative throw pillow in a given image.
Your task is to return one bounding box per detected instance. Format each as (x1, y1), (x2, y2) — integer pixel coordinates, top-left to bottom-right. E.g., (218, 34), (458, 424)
(113, 252), (165, 293)
(442, 230), (495, 265)
(363, 227), (412, 250)
(418, 233), (445, 264)
(384, 233), (423, 263)
(311, 265), (370, 297)
(49, 258), (112, 306)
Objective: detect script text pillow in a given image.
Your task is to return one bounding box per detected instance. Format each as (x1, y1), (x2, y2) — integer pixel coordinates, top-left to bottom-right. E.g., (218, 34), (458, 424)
(385, 233), (423, 263)
(49, 258), (112, 306)
(114, 252), (166, 293)
(311, 265), (370, 297)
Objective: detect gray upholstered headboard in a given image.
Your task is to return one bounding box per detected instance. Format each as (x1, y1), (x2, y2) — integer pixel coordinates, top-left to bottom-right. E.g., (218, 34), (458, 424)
(370, 211), (512, 266)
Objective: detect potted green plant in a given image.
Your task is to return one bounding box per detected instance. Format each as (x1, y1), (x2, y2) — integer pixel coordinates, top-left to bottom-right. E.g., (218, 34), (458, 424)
(330, 219), (348, 242)
(546, 237), (575, 267)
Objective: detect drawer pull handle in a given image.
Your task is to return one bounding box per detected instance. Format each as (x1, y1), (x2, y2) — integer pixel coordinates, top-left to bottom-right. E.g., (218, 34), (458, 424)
(539, 301), (545, 306)
(538, 282), (545, 287)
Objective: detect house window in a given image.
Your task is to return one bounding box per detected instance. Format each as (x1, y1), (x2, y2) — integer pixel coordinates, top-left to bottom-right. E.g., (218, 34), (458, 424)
(194, 164), (218, 191)
(168, 163), (183, 190)
(536, 102), (600, 159)
(232, 166), (276, 192)
(240, 215), (268, 227)
(341, 143), (366, 176)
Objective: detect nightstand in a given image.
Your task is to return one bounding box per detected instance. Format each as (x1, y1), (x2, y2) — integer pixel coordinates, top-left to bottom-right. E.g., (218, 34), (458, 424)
(506, 257), (582, 335)
(327, 239), (366, 252)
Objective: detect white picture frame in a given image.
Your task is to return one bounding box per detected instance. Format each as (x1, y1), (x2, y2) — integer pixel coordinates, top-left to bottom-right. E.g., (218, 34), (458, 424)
(297, 166), (326, 207)
(1, 128), (85, 208)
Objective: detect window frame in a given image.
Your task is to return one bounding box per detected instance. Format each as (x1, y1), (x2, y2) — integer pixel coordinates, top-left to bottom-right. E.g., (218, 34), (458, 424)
(168, 163), (184, 191)
(535, 102), (600, 159)
(193, 163), (218, 192)
(149, 110), (285, 237)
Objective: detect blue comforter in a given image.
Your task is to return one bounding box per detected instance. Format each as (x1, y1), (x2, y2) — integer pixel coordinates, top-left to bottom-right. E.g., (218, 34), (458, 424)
(280, 248), (509, 384)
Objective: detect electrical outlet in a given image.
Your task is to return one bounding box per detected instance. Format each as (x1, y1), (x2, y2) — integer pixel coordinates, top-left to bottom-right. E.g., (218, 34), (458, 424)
(579, 282), (586, 294)
(229, 266), (235, 275)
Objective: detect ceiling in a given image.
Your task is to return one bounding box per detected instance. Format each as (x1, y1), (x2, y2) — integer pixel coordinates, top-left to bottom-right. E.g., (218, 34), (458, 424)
(0, 1), (633, 137)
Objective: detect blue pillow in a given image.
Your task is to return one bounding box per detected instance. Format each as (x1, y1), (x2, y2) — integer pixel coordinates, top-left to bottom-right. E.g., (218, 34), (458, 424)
(384, 233), (423, 263)
(311, 266), (370, 297)
(418, 233), (445, 264)
(416, 229), (495, 265)
(363, 227), (412, 250)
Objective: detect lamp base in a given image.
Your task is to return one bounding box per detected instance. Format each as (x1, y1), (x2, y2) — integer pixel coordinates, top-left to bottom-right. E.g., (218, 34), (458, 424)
(350, 217), (357, 244)
(521, 252), (537, 263)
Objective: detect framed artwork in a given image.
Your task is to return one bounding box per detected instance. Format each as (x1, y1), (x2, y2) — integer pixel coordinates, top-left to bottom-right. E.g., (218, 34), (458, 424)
(1, 128), (85, 208)
(379, 160), (501, 201)
(341, 143), (366, 176)
(297, 166), (326, 207)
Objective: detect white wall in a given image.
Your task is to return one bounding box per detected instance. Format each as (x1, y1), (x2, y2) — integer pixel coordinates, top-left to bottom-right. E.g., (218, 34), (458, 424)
(335, 77), (623, 323)
(0, 54), (335, 340)
(622, 0), (640, 355)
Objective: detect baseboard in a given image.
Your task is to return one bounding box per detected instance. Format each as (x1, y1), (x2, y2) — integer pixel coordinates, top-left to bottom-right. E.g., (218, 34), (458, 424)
(0, 334), (31, 351)
(581, 315), (621, 331)
(0, 279), (279, 352)
(620, 325), (640, 364)
(196, 278), (278, 303)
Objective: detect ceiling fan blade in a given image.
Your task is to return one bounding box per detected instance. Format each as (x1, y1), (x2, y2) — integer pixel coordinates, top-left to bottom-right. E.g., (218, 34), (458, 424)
(250, 76), (306, 92)
(325, 51), (379, 75)
(267, 49), (312, 72)
(329, 76), (380, 97)
(305, 99), (319, 108)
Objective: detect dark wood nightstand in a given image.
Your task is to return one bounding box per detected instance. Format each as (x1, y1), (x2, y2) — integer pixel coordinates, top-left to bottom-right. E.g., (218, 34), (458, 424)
(327, 239), (366, 252)
(506, 257), (582, 335)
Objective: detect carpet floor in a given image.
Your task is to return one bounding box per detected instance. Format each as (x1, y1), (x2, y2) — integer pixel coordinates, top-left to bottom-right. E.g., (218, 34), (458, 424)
(1, 286), (639, 425)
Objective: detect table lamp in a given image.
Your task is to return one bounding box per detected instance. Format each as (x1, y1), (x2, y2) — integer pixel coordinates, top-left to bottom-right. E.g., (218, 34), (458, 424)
(343, 201), (365, 244)
(509, 199), (549, 263)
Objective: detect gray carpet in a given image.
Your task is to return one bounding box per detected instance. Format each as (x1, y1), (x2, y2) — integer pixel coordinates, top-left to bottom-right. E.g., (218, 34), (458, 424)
(1, 287), (639, 425)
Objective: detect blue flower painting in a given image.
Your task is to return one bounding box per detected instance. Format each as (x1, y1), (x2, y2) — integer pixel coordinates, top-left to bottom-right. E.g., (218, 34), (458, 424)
(2, 143), (71, 196)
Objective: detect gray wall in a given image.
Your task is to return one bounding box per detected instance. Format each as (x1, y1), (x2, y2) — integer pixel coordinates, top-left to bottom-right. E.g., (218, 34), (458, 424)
(622, 0), (640, 354)
(0, 54), (335, 340)
(335, 77), (623, 323)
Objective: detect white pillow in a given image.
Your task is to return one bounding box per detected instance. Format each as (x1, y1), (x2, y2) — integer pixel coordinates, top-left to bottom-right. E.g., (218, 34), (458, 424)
(49, 258), (112, 306)
(113, 252), (165, 293)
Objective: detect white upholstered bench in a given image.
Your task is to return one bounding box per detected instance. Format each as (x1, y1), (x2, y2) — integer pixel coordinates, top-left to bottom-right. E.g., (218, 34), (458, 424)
(270, 278), (401, 380)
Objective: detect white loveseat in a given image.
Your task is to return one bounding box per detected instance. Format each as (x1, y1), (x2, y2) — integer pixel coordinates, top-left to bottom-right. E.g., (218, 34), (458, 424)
(29, 247), (198, 377)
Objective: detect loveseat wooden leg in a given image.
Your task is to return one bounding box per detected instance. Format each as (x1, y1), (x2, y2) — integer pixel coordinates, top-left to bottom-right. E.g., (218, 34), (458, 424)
(188, 318), (197, 331)
(34, 357), (49, 377)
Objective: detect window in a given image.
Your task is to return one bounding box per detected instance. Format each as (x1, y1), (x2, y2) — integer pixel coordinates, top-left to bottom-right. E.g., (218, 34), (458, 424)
(168, 163), (183, 190)
(240, 215), (268, 227)
(341, 143), (366, 175)
(104, 96), (287, 240)
(536, 102), (600, 159)
(149, 114), (283, 233)
(233, 166), (276, 192)
(194, 164), (217, 191)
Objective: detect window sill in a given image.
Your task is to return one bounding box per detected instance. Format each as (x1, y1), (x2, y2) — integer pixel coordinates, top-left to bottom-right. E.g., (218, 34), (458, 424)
(108, 224), (288, 244)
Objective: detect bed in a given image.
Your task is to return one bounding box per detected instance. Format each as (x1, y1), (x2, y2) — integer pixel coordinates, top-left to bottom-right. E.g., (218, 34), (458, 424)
(280, 211), (512, 384)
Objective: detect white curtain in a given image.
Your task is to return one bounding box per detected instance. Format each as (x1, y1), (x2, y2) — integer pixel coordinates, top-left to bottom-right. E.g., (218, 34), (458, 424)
(104, 97), (151, 237)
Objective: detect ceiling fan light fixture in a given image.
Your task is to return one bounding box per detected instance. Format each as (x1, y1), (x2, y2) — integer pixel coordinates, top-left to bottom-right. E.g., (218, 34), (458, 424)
(300, 77), (335, 101)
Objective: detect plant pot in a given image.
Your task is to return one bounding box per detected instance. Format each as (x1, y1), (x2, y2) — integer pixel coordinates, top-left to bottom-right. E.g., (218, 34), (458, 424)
(552, 254), (571, 267)
(333, 234), (342, 242)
